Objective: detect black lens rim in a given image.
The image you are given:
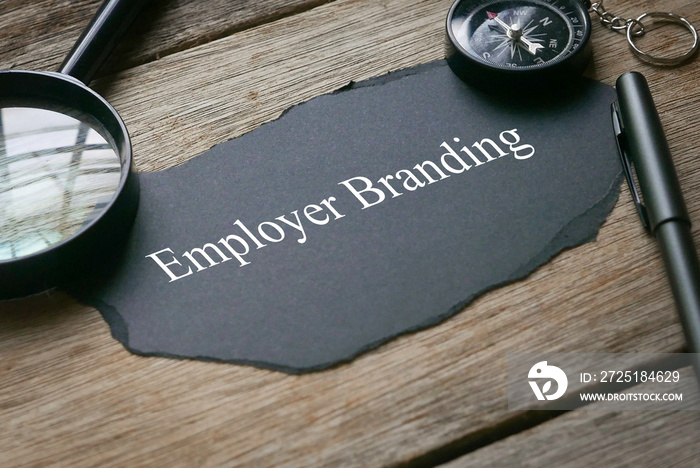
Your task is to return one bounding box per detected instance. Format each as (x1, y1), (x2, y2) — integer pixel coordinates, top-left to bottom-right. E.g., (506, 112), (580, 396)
(0, 70), (139, 299)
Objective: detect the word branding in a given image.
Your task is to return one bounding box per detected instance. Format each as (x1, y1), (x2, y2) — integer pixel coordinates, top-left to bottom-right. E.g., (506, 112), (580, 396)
(146, 128), (535, 282)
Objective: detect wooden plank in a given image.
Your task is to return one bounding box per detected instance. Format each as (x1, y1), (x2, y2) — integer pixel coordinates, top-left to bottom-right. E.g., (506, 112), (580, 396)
(441, 367), (700, 467)
(0, 0), (699, 466)
(0, 0), (332, 76)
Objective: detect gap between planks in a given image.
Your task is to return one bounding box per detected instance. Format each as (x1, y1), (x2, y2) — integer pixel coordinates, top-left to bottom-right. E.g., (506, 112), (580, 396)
(0, 0), (699, 466)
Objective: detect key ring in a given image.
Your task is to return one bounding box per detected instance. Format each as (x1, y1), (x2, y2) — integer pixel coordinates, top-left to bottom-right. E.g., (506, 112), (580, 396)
(591, 1), (700, 66)
(627, 12), (699, 66)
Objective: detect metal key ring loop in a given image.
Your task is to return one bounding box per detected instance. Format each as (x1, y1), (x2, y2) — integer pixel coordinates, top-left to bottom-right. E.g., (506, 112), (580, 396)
(627, 12), (699, 66)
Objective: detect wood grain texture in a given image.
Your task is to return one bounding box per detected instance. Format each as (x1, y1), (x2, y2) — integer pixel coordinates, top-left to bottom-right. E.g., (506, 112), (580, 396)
(442, 367), (700, 468)
(1, 0), (700, 466)
(0, 0), (332, 76)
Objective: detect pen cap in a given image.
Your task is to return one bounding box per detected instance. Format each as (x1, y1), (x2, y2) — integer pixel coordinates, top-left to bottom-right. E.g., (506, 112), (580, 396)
(615, 72), (690, 233)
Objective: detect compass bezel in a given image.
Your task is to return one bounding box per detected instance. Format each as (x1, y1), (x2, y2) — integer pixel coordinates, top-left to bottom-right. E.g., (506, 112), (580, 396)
(445, 0), (592, 90)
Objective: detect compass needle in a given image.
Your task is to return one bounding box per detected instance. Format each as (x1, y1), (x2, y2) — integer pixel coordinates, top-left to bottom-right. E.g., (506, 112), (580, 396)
(521, 36), (544, 55)
(446, 0), (592, 89)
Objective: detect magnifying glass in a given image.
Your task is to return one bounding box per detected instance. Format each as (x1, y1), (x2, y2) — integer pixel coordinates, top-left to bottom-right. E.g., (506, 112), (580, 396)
(0, 0), (146, 299)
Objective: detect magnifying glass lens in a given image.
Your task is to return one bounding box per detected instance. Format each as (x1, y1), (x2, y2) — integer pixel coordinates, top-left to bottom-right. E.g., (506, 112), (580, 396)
(0, 0), (146, 299)
(0, 105), (121, 261)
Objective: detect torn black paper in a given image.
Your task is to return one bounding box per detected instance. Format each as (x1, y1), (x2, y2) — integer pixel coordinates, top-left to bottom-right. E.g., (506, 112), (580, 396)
(67, 61), (622, 373)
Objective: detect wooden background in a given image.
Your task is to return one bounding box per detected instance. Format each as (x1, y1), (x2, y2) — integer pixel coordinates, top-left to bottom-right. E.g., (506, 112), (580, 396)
(1, 0), (699, 466)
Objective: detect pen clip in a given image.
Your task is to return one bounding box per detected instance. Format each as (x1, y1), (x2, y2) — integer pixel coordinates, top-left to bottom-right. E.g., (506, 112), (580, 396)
(612, 102), (651, 233)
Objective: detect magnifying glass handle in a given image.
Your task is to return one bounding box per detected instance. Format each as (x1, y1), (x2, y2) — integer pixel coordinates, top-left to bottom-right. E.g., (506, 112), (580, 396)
(58, 0), (149, 84)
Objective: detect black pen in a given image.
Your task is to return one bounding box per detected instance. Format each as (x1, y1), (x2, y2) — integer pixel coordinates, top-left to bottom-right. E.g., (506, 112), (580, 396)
(613, 71), (700, 382)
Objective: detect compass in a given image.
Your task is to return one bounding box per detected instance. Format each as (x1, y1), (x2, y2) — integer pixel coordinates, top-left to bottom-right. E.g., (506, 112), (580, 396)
(446, 0), (592, 90)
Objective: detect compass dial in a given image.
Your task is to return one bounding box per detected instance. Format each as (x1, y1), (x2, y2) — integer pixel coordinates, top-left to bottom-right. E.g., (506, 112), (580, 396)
(472, 5), (572, 67)
(446, 0), (592, 88)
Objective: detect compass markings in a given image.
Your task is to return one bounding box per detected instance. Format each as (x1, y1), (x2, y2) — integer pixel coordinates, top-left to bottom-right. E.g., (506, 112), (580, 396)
(470, 0), (585, 66)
